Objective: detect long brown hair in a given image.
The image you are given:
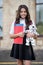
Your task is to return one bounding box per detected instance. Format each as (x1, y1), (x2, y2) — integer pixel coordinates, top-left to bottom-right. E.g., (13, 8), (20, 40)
(15, 5), (32, 26)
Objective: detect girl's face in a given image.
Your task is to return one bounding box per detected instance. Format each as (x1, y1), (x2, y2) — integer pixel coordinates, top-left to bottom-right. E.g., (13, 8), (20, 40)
(20, 8), (27, 19)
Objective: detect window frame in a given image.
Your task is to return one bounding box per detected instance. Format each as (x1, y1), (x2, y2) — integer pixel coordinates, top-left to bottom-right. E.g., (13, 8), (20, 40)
(36, 0), (43, 37)
(0, 5), (3, 39)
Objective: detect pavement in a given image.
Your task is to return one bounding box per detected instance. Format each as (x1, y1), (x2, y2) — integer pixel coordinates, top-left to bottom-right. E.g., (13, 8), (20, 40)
(0, 49), (43, 65)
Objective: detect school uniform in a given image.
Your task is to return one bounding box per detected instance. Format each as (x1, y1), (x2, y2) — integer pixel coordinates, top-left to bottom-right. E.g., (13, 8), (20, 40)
(10, 18), (35, 60)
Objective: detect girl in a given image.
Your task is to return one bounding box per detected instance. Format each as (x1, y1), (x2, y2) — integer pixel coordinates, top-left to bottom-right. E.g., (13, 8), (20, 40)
(10, 5), (37, 65)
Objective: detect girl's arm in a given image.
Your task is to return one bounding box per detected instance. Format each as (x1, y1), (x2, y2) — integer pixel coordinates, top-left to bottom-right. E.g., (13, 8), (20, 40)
(10, 34), (19, 39)
(9, 21), (19, 39)
(27, 20), (39, 39)
(10, 32), (25, 39)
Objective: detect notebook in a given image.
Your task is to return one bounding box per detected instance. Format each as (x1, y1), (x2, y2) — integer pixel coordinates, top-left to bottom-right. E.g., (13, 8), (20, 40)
(14, 24), (23, 44)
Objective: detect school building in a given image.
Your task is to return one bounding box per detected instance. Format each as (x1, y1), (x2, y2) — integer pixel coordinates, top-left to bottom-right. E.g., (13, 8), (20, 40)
(0, 0), (43, 50)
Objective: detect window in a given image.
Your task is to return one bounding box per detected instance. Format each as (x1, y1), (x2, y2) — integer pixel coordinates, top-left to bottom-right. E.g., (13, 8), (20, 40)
(0, 0), (3, 37)
(36, 0), (43, 35)
(36, 0), (43, 3)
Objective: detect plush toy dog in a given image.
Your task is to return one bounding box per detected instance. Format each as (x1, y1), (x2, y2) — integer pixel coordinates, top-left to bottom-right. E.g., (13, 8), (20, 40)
(24, 23), (39, 46)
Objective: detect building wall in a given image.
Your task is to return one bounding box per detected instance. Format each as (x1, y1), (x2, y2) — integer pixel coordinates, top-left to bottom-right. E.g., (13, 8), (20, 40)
(0, 0), (43, 50)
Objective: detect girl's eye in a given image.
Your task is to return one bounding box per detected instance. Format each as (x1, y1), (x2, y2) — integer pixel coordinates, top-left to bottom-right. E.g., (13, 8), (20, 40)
(24, 11), (26, 13)
(20, 11), (23, 13)
(20, 11), (26, 13)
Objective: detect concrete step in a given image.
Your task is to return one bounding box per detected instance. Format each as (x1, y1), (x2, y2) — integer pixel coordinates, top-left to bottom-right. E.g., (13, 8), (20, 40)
(0, 50), (43, 62)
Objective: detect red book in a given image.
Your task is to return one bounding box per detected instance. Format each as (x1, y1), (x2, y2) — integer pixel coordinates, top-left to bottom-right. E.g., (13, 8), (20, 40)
(14, 24), (23, 44)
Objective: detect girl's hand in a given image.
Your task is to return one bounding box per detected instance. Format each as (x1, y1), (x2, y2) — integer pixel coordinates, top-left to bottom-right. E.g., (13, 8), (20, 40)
(26, 32), (37, 39)
(26, 32), (32, 37)
(33, 34), (38, 39)
(18, 32), (25, 37)
(26, 32), (34, 38)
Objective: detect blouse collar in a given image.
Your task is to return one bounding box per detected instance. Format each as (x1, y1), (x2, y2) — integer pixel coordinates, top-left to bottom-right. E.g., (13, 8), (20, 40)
(20, 18), (26, 26)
